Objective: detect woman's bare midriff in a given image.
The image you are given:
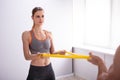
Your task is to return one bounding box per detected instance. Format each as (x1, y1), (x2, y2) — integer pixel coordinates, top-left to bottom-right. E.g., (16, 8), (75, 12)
(31, 57), (51, 66)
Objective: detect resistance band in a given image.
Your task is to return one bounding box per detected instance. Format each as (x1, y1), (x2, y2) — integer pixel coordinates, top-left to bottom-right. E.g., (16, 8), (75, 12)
(39, 52), (90, 59)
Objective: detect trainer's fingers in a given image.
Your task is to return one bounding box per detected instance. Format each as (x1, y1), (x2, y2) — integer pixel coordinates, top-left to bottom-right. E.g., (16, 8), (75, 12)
(89, 52), (94, 57)
(88, 52), (96, 63)
(88, 52), (93, 60)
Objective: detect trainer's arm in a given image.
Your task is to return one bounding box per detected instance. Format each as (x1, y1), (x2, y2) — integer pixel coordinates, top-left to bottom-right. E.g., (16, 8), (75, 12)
(88, 52), (107, 80)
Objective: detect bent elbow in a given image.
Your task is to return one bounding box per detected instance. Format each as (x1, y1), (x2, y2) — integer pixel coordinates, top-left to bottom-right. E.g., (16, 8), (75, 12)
(24, 56), (31, 60)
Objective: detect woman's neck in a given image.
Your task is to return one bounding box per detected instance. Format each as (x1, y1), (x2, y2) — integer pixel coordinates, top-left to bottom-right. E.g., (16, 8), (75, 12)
(33, 25), (43, 33)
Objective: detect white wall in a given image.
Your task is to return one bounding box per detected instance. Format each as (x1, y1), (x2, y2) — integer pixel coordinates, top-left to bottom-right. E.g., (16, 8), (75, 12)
(0, 0), (73, 80)
(73, 0), (85, 46)
(111, 0), (120, 48)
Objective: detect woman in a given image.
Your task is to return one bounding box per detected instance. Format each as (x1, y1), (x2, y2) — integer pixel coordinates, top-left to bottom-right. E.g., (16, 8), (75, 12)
(22, 7), (66, 80)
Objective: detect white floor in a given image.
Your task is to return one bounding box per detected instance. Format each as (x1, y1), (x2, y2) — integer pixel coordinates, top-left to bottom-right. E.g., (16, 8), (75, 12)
(56, 75), (86, 80)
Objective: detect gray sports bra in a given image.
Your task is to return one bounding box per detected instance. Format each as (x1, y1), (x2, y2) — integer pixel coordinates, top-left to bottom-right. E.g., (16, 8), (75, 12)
(29, 30), (51, 54)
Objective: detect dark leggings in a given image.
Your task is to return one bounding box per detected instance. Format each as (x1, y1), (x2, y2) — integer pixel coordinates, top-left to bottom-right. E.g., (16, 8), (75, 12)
(27, 63), (55, 80)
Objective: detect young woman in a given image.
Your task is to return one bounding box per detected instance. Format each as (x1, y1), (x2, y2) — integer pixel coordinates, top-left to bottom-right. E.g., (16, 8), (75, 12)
(22, 7), (66, 80)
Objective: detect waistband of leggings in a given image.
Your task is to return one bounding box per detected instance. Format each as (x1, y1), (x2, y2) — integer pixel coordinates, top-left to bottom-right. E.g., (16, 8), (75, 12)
(30, 63), (51, 68)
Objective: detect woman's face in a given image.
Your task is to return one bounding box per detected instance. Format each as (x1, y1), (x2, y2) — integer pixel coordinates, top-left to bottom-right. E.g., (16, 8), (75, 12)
(32, 10), (44, 26)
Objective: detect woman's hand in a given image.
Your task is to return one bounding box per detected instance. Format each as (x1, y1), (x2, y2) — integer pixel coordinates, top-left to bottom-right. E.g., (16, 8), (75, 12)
(54, 50), (67, 55)
(59, 50), (67, 55)
(36, 52), (47, 58)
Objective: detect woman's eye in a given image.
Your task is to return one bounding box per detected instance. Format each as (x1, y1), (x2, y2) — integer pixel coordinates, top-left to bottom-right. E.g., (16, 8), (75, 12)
(36, 16), (40, 18)
(36, 15), (44, 18)
(42, 15), (44, 18)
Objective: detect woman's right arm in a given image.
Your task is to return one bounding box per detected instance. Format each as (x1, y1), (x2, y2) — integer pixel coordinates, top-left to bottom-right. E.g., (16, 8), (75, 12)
(22, 31), (39, 60)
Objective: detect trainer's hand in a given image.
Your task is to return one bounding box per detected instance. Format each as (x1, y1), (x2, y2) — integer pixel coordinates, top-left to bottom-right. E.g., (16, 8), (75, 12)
(88, 52), (104, 66)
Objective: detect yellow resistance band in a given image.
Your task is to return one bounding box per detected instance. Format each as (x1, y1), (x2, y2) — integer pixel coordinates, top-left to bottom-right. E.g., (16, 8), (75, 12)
(39, 52), (90, 59)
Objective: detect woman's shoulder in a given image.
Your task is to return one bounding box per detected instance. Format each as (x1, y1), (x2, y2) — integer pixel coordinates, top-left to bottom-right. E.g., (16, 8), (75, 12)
(44, 30), (52, 33)
(43, 30), (53, 39)
(44, 30), (52, 35)
(22, 30), (31, 39)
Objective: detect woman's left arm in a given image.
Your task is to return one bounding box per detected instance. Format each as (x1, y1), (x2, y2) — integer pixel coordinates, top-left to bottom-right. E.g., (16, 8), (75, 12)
(48, 31), (66, 55)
